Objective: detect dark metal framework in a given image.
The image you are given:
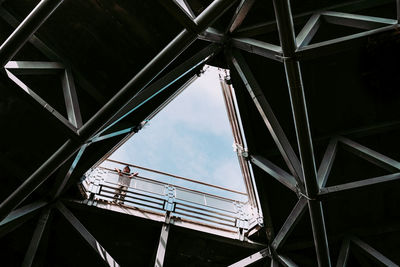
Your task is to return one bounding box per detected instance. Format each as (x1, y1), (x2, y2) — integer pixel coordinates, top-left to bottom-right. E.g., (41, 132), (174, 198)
(0, 0), (399, 266)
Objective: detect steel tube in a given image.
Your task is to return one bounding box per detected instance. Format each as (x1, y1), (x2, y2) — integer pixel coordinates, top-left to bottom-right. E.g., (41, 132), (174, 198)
(0, 0), (64, 67)
(397, 0), (400, 22)
(79, 0), (237, 140)
(0, 0), (237, 222)
(272, 0), (332, 266)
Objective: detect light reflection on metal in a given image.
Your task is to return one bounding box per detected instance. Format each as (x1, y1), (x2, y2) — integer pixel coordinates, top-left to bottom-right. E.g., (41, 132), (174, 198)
(218, 70), (262, 212)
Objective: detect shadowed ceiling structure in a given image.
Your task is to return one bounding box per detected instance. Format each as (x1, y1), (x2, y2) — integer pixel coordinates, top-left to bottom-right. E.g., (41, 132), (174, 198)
(0, 0), (400, 266)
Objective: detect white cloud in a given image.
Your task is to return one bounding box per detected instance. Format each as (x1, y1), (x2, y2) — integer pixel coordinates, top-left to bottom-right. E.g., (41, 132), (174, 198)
(108, 66), (247, 199)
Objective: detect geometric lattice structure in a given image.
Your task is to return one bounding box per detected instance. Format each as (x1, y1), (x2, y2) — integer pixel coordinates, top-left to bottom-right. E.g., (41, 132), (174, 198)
(0, 0), (399, 266)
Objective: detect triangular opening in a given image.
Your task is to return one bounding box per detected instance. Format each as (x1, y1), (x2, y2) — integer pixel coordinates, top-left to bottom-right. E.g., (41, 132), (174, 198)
(6, 66), (69, 119)
(106, 66), (247, 197)
(325, 142), (392, 187)
(308, 19), (365, 45)
(13, 42), (51, 62)
(82, 66), (262, 237)
(284, 207), (314, 249)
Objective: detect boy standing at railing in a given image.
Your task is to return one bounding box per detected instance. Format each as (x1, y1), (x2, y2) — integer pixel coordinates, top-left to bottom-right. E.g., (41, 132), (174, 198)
(113, 165), (138, 204)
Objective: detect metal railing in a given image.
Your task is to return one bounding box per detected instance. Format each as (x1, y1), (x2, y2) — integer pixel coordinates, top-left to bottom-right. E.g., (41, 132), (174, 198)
(80, 161), (263, 234)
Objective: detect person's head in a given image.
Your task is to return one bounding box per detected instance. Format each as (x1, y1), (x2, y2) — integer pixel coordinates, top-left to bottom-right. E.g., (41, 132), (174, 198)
(123, 166), (131, 173)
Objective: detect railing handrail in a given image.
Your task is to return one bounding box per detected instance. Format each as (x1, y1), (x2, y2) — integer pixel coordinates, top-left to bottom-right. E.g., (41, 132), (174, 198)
(105, 158), (248, 196)
(98, 166), (248, 203)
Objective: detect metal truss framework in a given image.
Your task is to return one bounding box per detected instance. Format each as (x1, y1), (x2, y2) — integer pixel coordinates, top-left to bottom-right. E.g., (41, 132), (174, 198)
(0, 0), (399, 266)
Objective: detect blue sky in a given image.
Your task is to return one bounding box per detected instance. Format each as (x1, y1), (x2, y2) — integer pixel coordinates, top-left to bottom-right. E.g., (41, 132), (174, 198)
(104, 66), (247, 200)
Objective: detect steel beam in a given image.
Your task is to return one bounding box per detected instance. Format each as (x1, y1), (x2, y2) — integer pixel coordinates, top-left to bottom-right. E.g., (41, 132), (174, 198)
(351, 236), (398, 266)
(154, 223), (170, 267)
(234, 0), (394, 37)
(0, 0), (236, 223)
(228, 247), (270, 267)
(180, 0), (195, 18)
(229, 49), (303, 185)
(91, 127), (135, 143)
(0, 0), (64, 67)
(5, 61), (82, 130)
(100, 43), (220, 134)
(50, 145), (87, 199)
(296, 24), (398, 60)
(159, 0), (198, 33)
(271, 259), (280, 267)
(22, 208), (52, 267)
(4, 60), (64, 75)
(322, 11), (397, 30)
(4, 60), (82, 131)
(0, 201), (47, 238)
(277, 255), (299, 267)
(397, 0), (400, 22)
(271, 197), (307, 250)
(338, 137), (400, 173)
(230, 38), (283, 62)
(314, 120), (400, 144)
(0, 7), (106, 104)
(272, 0), (331, 266)
(319, 173), (400, 198)
(250, 155), (298, 193)
(227, 0), (256, 33)
(4, 69), (78, 138)
(56, 202), (120, 267)
(317, 138), (338, 188)
(62, 68), (83, 128)
(198, 27), (225, 43)
(296, 14), (321, 48)
(336, 239), (350, 267)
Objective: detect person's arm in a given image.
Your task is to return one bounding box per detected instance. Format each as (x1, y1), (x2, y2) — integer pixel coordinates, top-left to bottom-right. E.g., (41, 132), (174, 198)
(128, 172), (139, 178)
(115, 168), (121, 174)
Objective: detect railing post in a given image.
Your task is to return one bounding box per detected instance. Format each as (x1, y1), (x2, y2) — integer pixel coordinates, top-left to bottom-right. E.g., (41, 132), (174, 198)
(164, 185), (176, 212)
